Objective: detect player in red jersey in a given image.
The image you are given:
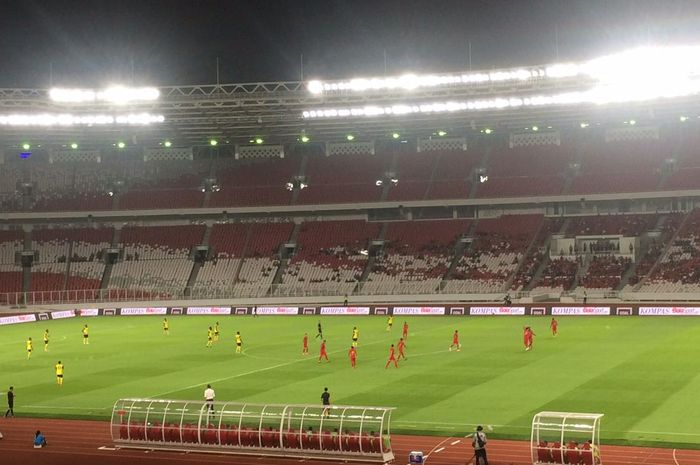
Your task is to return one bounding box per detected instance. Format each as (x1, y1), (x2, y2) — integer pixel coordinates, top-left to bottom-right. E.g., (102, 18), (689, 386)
(302, 333), (309, 355)
(550, 318), (558, 336)
(524, 326), (536, 351)
(402, 321), (409, 340)
(348, 346), (357, 368)
(385, 344), (399, 369)
(449, 330), (461, 352)
(318, 339), (329, 363)
(397, 337), (407, 360)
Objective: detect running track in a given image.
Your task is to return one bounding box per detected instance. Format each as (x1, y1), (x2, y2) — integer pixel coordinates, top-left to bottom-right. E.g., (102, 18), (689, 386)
(1, 417), (700, 465)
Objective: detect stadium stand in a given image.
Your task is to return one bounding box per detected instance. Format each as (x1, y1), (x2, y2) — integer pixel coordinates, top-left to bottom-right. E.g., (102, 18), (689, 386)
(386, 152), (437, 201)
(209, 157), (298, 207)
(425, 149), (481, 200)
(364, 220), (470, 294)
(0, 230), (23, 302)
(282, 220), (382, 293)
(446, 215), (542, 293)
(108, 225), (204, 297)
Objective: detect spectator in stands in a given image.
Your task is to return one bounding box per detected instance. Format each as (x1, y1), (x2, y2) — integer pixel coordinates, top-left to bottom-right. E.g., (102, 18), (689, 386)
(33, 430), (47, 448)
(503, 294), (512, 306)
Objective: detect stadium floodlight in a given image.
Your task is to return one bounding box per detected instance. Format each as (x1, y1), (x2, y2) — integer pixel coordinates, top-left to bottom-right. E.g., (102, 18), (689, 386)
(255, 137), (264, 145)
(117, 141), (126, 149)
(209, 139), (218, 146)
(629, 119), (636, 125)
(49, 86), (160, 104)
(375, 179), (383, 186)
(346, 134), (355, 141)
(0, 113), (164, 127)
(164, 140), (172, 148)
(70, 143), (78, 149)
(484, 128), (493, 134)
(392, 132), (400, 139)
(22, 143), (30, 150)
(437, 130), (447, 136)
(680, 115), (689, 122)
(532, 126), (539, 131)
(580, 122), (590, 128)
(300, 134), (310, 143)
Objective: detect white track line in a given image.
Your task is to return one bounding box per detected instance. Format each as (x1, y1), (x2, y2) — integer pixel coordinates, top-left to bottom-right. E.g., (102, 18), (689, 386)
(674, 448), (680, 465)
(451, 439), (461, 445)
(434, 447), (445, 453)
(424, 436), (454, 462)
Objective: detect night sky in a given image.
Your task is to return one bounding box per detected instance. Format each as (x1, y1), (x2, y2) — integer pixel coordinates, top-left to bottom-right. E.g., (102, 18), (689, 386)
(1, 0), (699, 88)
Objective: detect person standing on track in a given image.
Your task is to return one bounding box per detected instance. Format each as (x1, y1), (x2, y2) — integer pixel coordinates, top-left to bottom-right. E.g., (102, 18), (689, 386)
(43, 329), (49, 352)
(318, 339), (329, 363)
(204, 384), (215, 414)
(4, 386), (14, 417)
(385, 344), (398, 369)
(321, 387), (331, 417)
(302, 332), (309, 355)
(550, 317), (558, 337)
(348, 345), (357, 368)
(55, 361), (64, 386)
(82, 324), (89, 345)
(472, 425), (489, 465)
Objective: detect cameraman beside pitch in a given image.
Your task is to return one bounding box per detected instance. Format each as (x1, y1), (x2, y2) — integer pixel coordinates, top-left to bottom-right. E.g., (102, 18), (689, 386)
(471, 425), (489, 465)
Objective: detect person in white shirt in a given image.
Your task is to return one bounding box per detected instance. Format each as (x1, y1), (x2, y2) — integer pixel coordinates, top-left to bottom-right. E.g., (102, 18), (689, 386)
(204, 384), (215, 413)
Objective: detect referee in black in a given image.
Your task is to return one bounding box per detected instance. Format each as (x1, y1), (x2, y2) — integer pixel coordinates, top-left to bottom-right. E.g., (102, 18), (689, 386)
(5, 386), (14, 417)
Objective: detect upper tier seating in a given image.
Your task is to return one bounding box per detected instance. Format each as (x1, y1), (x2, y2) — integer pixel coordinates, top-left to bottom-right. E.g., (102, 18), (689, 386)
(0, 231), (23, 299)
(531, 257), (579, 292)
(297, 151), (387, 204)
(282, 220), (381, 293)
(364, 220), (470, 294)
(579, 255), (632, 290)
(475, 143), (572, 198)
(569, 138), (671, 194)
(510, 218), (563, 291)
(386, 152), (437, 201)
(566, 214), (657, 237)
(426, 150), (481, 200)
(445, 215), (542, 293)
(209, 157), (299, 207)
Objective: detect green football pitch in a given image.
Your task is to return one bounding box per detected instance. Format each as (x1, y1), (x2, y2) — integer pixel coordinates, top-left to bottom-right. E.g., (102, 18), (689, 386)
(2, 315), (700, 447)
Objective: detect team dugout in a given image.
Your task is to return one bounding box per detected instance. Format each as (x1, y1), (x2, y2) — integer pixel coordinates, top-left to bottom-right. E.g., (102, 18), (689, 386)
(112, 398), (395, 463)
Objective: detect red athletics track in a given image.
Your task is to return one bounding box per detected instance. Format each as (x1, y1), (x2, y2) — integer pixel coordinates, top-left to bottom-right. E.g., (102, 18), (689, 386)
(1, 417), (700, 465)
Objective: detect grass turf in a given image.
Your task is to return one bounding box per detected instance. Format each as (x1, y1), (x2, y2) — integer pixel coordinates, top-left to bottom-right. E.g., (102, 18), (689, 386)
(1, 315), (700, 447)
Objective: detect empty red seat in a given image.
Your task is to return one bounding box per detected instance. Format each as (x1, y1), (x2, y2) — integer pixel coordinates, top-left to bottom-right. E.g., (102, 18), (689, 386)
(284, 429), (300, 449)
(146, 423), (163, 441)
(537, 441), (552, 463)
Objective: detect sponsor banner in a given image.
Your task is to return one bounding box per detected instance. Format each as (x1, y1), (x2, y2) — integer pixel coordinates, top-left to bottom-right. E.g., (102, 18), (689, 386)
(120, 307), (168, 316)
(255, 307), (299, 315)
(234, 307), (248, 315)
(186, 307), (232, 315)
(320, 307), (371, 315)
(51, 310), (76, 319)
(639, 307), (700, 316)
(392, 307), (445, 315)
(552, 307), (611, 316)
(80, 308), (99, 317)
(470, 306), (526, 316)
(0, 314), (37, 325)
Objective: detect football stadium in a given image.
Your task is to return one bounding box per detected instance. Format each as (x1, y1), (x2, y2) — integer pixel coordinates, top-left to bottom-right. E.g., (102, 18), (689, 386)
(2, 1), (700, 464)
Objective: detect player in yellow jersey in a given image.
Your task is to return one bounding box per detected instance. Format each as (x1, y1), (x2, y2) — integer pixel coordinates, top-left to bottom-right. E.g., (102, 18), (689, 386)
(163, 318), (169, 335)
(26, 337), (33, 359)
(82, 324), (89, 345)
(352, 326), (359, 347)
(235, 331), (243, 353)
(386, 316), (393, 331)
(55, 361), (64, 386)
(214, 322), (220, 342)
(206, 327), (214, 348)
(43, 329), (49, 352)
